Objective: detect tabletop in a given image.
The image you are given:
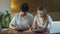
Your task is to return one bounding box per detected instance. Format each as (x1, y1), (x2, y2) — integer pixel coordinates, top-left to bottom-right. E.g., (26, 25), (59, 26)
(0, 29), (48, 34)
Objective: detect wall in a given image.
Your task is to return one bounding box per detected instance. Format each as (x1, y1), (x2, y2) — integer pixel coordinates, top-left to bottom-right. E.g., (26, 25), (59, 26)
(11, 0), (60, 21)
(0, 0), (11, 13)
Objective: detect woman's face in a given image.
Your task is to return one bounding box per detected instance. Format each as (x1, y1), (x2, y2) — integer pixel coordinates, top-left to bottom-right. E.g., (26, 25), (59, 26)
(37, 10), (44, 17)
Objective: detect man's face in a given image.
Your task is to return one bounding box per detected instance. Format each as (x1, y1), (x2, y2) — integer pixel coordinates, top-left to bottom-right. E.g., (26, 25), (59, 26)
(37, 10), (44, 17)
(20, 11), (27, 16)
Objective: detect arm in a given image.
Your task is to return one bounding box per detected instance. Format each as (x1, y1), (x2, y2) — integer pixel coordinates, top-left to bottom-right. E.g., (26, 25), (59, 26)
(45, 15), (52, 28)
(9, 15), (17, 30)
(9, 24), (16, 30)
(32, 16), (37, 29)
(28, 15), (34, 30)
(9, 24), (24, 31)
(42, 15), (52, 30)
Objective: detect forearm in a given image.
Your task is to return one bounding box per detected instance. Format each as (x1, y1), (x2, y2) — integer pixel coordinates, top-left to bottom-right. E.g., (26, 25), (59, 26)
(39, 24), (47, 29)
(32, 23), (36, 29)
(9, 24), (16, 30)
(42, 22), (49, 29)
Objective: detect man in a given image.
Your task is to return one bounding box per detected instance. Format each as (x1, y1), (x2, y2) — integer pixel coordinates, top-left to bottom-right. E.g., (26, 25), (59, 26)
(9, 3), (34, 31)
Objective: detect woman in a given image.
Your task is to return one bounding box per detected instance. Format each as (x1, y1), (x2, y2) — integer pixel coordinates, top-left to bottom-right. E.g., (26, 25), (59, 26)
(32, 6), (52, 33)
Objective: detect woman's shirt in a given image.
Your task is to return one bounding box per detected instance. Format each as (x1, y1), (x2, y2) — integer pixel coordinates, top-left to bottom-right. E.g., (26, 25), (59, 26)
(33, 15), (52, 29)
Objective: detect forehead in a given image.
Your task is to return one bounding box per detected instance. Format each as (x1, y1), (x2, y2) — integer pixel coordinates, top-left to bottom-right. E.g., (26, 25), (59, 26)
(38, 10), (43, 12)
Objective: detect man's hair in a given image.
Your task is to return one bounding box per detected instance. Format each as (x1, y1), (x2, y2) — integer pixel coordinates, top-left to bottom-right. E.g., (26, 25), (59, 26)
(20, 3), (29, 12)
(37, 6), (45, 11)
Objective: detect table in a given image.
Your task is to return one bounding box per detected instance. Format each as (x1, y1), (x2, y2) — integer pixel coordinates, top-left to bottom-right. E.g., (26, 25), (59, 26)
(0, 32), (42, 34)
(0, 29), (48, 34)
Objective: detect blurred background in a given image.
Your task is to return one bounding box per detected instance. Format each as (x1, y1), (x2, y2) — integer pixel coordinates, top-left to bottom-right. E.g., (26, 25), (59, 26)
(0, 0), (60, 33)
(0, 0), (11, 28)
(11, 0), (60, 21)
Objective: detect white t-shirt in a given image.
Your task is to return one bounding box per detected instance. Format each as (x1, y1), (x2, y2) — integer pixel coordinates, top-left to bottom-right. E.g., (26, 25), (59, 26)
(33, 15), (52, 29)
(10, 12), (34, 29)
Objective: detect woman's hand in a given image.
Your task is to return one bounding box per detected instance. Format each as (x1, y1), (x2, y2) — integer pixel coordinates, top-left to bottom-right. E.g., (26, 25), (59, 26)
(40, 27), (47, 32)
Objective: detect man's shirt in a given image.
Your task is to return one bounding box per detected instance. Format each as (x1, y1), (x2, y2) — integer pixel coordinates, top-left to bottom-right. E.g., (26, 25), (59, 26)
(10, 12), (34, 28)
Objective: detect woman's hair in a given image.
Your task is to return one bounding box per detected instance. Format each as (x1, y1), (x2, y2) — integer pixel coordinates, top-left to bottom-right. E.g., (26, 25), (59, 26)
(37, 6), (45, 11)
(20, 3), (29, 12)
(37, 6), (48, 24)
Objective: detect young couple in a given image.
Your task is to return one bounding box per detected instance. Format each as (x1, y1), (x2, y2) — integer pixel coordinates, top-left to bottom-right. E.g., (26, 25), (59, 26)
(9, 3), (52, 33)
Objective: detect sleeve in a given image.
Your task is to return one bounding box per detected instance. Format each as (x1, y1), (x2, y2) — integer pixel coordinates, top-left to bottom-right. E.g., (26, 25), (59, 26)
(42, 15), (53, 28)
(9, 15), (17, 26)
(29, 15), (34, 27)
(48, 15), (52, 23)
(47, 15), (53, 28)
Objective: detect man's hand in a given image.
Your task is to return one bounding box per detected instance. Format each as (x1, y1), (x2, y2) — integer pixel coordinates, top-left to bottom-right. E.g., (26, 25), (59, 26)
(23, 25), (30, 30)
(9, 24), (17, 30)
(15, 26), (24, 30)
(15, 25), (30, 31)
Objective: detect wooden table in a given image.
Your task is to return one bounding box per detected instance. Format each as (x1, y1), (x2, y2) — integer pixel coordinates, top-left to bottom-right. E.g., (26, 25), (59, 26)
(0, 29), (47, 34)
(0, 31), (44, 34)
